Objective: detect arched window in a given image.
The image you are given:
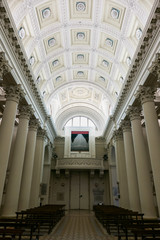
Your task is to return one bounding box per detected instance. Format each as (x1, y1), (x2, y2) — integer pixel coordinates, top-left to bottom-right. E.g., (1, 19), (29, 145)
(64, 116), (96, 129)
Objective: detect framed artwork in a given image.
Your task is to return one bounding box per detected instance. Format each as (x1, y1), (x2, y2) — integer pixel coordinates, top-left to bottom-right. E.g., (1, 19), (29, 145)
(71, 131), (89, 151)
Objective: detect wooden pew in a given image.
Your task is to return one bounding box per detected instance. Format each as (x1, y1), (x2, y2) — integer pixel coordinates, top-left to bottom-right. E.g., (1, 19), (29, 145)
(0, 228), (24, 240)
(0, 218), (39, 240)
(0, 205), (65, 239)
(94, 205), (160, 240)
(15, 204), (65, 237)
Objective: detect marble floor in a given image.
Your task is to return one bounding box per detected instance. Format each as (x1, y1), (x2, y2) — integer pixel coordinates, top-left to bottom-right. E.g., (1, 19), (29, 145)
(40, 210), (115, 240)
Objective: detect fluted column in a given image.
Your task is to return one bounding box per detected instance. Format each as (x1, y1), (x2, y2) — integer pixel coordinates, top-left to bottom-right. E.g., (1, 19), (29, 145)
(0, 85), (22, 206)
(122, 120), (141, 212)
(29, 129), (47, 208)
(129, 106), (156, 217)
(18, 119), (39, 211)
(138, 86), (160, 216)
(114, 130), (130, 209)
(2, 105), (32, 216)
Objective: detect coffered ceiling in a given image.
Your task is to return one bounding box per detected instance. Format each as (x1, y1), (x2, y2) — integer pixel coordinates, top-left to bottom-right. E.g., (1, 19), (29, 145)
(6, 0), (155, 134)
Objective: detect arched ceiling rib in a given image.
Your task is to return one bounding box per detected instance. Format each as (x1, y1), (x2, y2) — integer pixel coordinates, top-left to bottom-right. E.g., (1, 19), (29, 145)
(6, 0), (155, 133)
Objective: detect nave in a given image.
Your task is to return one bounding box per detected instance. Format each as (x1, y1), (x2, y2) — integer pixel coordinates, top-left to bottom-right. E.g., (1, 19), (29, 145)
(40, 210), (112, 240)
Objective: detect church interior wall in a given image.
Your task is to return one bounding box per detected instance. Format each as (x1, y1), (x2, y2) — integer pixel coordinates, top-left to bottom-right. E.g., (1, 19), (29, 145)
(49, 170), (110, 210)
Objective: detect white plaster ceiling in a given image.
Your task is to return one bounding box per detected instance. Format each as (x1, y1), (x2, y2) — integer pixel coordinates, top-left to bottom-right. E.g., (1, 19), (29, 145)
(6, 0), (155, 132)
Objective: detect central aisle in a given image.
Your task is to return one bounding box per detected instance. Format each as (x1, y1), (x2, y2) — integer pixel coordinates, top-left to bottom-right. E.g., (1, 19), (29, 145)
(41, 210), (115, 240)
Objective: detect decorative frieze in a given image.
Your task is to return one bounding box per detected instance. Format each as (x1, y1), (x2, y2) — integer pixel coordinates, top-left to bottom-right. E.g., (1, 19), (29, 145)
(55, 158), (104, 170)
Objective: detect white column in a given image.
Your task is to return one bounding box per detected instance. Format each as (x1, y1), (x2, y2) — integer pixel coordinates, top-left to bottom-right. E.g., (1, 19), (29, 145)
(18, 119), (39, 211)
(41, 163), (51, 205)
(2, 105), (32, 216)
(114, 130), (130, 209)
(41, 143), (52, 205)
(0, 85), (22, 206)
(129, 106), (156, 218)
(122, 120), (141, 212)
(29, 129), (47, 208)
(139, 87), (160, 216)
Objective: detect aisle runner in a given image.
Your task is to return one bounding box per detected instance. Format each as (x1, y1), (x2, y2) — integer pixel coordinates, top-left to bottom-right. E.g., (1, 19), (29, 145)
(42, 211), (115, 240)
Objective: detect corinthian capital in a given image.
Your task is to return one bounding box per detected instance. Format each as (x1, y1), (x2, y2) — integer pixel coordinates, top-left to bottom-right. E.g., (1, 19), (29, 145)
(113, 129), (123, 141)
(0, 52), (12, 80)
(136, 86), (156, 104)
(121, 120), (131, 132)
(29, 118), (40, 131)
(5, 85), (24, 104)
(37, 128), (48, 140)
(127, 106), (141, 121)
(19, 104), (33, 120)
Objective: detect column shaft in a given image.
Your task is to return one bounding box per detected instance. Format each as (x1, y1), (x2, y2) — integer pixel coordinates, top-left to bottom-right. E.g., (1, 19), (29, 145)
(142, 99), (160, 215)
(114, 130), (130, 209)
(122, 122), (141, 212)
(18, 120), (38, 211)
(41, 164), (51, 205)
(130, 107), (156, 217)
(2, 106), (31, 216)
(0, 86), (21, 206)
(29, 130), (46, 208)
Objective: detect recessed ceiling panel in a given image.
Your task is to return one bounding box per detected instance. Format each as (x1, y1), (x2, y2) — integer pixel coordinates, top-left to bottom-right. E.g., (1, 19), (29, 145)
(53, 73), (66, 88)
(71, 29), (91, 45)
(103, 1), (125, 29)
(70, 0), (92, 19)
(72, 52), (89, 65)
(49, 55), (65, 73)
(99, 32), (118, 55)
(97, 56), (112, 74)
(43, 32), (62, 54)
(95, 74), (108, 88)
(36, 1), (59, 29)
(73, 70), (88, 80)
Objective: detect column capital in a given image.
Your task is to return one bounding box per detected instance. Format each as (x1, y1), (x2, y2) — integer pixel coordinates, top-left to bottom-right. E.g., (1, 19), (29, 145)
(113, 129), (123, 141)
(37, 128), (48, 140)
(5, 85), (24, 104)
(136, 86), (156, 104)
(127, 106), (141, 121)
(19, 104), (33, 120)
(0, 52), (12, 80)
(29, 118), (40, 131)
(121, 120), (131, 132)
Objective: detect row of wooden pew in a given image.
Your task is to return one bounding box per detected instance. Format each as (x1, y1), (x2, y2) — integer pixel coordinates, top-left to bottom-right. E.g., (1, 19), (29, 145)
(0, 204), (65, 239)
(93, 205), (160, 240)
